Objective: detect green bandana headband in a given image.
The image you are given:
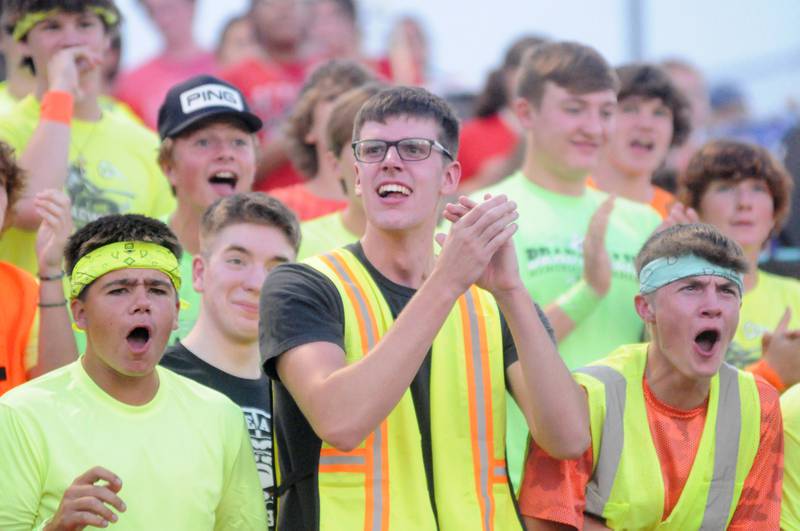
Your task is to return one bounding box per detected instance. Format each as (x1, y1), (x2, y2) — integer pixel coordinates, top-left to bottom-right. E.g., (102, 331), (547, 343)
(70, 241), (181, 299)
(639, 254), (744, 295)
(13, 7), (119, 41)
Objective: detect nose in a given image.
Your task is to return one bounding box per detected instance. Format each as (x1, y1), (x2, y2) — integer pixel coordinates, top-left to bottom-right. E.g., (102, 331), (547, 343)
(581, 110), (607, 138)
(58, 22), (85, 48)
(243, 267), (268, 293)
(215, 140), (236, 161)
(700, 290), (723, 318)
(129, 287), (152, 314)
(734, 183), (753, 210)
(381, 144), (404, 171)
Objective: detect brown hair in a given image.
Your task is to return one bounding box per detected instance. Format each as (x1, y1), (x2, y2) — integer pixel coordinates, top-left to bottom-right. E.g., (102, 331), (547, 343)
(284, 59), (374, 178)
(635, 223), (748, 276)
(200, 192), (301, 254)
(679, 139), (794, 235)
(616, 63), (691, 147)
(516, 41), (619, 107)
(353, 86), (461, 158)
(0, 141), (24, 231)
(325, 82), (387, 157)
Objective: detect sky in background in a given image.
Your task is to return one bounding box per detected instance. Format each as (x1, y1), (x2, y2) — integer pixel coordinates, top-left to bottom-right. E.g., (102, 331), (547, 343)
(116, 0), (800, 118)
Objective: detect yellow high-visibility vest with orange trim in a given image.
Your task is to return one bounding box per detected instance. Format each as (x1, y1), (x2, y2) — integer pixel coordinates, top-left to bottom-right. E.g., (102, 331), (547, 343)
(304, 249), (522, 531)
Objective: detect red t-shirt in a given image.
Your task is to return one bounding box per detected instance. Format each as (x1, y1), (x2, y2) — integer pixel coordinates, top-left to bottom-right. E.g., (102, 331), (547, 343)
(268, 183), (346, 222)
(519, 376), (783, 529)
(220, 58), (312, 191)
(458, 114), (518, 183)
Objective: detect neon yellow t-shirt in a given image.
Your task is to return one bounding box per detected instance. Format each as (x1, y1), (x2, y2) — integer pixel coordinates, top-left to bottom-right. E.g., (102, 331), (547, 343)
(726, 269), (800, 368)
(477, 172), (662, 489)
(171, 250), (201, 345)
(0, 81), (18, 116)
(297, 211), (359, 260)
(0, 361), (267, 530)
(0, 95), (175, 274)
(782, 383), (800, 529)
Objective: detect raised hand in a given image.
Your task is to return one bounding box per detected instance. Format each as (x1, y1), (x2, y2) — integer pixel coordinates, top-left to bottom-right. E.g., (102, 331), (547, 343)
(657, 202), (700, 233)
(35, 189), (73, 275)
(47, 46), (104, 99)
(762, 307), (800, 388)
(583, 196), (615, 297)
(44, 466), (126, 530)
(437, 194), (521, 297)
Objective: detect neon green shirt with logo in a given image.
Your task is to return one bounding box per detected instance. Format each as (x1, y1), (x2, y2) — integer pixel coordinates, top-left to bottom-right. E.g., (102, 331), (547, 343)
(0, 95), (175, 274)
(297, 211), (359, 260)
(727, 269), (800, 368)
(478, 172), (661, 487)
(0, 361), (267, 530)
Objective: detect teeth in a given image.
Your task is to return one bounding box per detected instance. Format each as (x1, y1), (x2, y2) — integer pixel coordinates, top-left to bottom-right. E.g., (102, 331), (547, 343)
(378, 184), (411, 197)
(210, 171), (236, 181)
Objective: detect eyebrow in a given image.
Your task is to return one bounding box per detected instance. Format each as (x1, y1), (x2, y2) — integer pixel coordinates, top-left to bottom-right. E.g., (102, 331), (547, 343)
(101, 278), (173, 290)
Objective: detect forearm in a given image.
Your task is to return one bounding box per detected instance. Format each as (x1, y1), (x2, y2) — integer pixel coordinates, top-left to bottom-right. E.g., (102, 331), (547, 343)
(14, 121), (71, 230)
(543, 304), (576, 342)
(31, 270), (77, 378)
(286, 273), (462, 450)
(501, 287), (590, 458)
(544, 280), (602, 342)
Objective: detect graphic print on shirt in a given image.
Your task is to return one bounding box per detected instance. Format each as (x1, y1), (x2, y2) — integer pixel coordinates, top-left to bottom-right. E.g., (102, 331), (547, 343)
(66, 161), (134, 228)
(242, 406), (275, 527)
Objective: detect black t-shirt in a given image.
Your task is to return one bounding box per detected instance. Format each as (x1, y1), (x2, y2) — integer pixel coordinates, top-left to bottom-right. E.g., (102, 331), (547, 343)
(260, 242), (552, 530)
(160, 343), (275, 529)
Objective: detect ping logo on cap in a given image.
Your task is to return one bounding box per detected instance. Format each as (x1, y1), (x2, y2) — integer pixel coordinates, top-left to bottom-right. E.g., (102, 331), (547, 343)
(180, 84), (244, 114)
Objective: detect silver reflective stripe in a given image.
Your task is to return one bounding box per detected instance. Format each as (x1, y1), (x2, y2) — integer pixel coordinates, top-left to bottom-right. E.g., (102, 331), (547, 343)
(464, 289), (492, 531)
(494, 466), (507, 479)
(573, 365), (627, 517)
(319, 455), (366, 466)
(324, 252), (383, 531)
(700, 362), (741, 531)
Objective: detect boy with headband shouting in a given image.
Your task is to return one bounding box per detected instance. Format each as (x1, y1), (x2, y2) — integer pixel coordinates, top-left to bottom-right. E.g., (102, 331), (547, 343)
(0, 213), (266, 530)
(519, 224), (783, 530)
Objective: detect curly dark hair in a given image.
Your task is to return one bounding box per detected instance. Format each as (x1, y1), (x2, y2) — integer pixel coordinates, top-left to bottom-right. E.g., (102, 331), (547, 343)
(616, 63), (692, 147)
(679, 139), (794, 235)
(0, 141), (24, 229)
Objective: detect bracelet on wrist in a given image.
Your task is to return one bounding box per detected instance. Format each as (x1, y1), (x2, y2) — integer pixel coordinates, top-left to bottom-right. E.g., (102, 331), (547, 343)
(38, 270), (65, 281)
(38, 300), (68, 308)
(40, 90), (74, 124)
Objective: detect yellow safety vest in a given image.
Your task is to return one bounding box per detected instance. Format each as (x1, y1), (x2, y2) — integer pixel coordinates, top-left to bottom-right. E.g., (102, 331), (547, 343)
(574, 344), (761, 530)
(305, 249), (522, 531)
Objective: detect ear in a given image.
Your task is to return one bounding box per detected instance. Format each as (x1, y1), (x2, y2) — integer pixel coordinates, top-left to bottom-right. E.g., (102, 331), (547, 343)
(71, 298), (87, 331)
(192, 255), (206, 292)
(354, 163), (362, 196)
(323, 149), (340, 175)
(440, 159), (461, 195)
(634, 293), (656, 323)
(512, 96), (536, 130)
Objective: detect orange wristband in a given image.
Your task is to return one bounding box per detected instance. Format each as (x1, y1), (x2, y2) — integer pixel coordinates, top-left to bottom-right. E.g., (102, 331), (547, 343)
(40, 90), (74, 124)
(747, 358), (787, 393)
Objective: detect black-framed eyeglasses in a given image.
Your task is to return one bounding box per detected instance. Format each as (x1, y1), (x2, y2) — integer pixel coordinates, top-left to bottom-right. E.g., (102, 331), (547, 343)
(352, 138), (454, 163)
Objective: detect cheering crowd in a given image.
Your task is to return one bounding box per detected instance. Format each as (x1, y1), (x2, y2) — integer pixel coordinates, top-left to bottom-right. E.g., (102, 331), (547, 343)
(1, 0), (799, 530)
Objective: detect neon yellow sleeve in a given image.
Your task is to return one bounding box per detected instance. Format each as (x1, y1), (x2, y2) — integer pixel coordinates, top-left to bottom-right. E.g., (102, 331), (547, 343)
(23, 310), (39, 373)
(215, 411), (269, 530)
(0, 404), (46, 530)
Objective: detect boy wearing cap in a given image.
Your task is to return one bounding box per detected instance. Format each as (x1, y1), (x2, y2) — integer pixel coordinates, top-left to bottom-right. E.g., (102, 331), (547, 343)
(0, 0), (174, 274)
(161, 193), (300, 528)
(0, 213), (267, 530)
(519, 224), (782, 530)
(156, 74), (262, 341)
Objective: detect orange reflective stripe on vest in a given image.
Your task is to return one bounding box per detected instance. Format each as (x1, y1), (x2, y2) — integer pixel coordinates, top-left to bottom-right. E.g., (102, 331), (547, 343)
(317, 252), (390, 531)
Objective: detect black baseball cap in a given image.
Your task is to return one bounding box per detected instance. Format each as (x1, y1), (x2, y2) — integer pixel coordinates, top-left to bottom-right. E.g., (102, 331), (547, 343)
(157, 75), (262, 140)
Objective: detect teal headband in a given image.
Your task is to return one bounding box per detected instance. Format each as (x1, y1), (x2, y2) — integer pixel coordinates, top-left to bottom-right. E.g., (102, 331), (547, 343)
(638, 254), (744, 295)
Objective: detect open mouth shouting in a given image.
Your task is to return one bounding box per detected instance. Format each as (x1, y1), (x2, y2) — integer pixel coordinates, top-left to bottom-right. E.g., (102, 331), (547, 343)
(630, 139), (655, 153)
(208, 171), (239, 195)
(693, 328), (720, 358)
(377, 183), (412, 201)
(126, 325), (152, 354)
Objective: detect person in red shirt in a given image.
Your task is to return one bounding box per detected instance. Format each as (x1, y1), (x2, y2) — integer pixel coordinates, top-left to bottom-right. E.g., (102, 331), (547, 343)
(219, 0), (315, 192)
(590, 64), (691, 218)
(269, 60), (374, 221)
(458, 35), (546, 194)
(520, 223), (783, 530)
